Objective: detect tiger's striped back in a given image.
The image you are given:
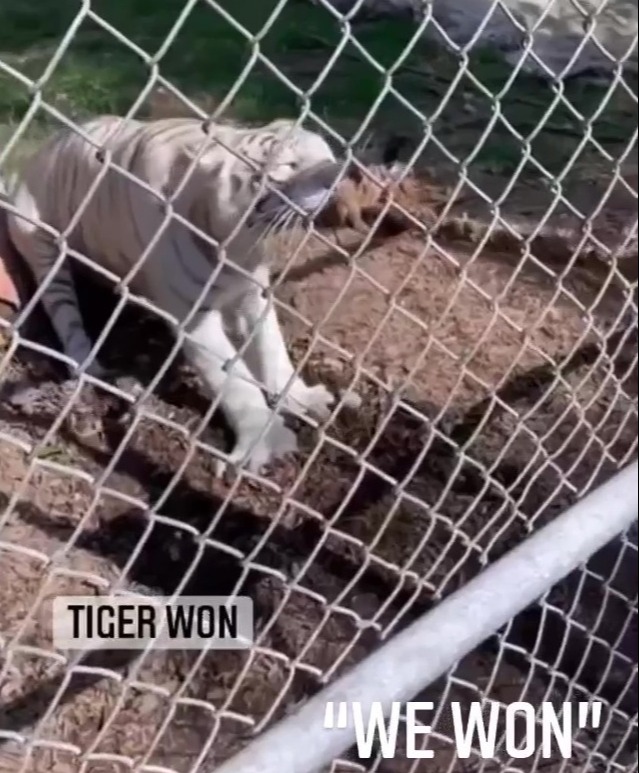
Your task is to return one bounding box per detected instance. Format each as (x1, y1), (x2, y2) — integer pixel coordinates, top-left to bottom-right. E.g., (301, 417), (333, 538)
(8, 115), (336, 296)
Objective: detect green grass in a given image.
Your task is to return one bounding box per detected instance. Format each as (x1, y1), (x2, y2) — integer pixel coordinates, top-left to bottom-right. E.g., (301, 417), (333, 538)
(0, 0), (636, 176)
(0, 0), (429, 124)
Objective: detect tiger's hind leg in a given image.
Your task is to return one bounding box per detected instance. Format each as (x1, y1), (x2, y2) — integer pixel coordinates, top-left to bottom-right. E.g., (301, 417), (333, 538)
(3, 260), (141, 415)
(39, 265), (144, 403)
(7, 183), (107, 381)
(4, 232), (139, 414)
(39, 261), (107, 379)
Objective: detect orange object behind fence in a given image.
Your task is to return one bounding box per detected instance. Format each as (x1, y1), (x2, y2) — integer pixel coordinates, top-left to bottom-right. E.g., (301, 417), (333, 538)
(0, 199), (21, 313)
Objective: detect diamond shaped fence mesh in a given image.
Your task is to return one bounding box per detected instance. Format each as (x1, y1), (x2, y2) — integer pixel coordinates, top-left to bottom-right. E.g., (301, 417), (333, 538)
(0, 1), (637, 771)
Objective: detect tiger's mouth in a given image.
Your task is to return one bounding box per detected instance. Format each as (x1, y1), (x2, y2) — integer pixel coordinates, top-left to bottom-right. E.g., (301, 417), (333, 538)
(251, 159), (362, 229)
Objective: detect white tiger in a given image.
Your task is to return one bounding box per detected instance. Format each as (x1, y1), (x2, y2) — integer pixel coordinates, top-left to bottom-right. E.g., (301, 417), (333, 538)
(7, 115), (349, 474)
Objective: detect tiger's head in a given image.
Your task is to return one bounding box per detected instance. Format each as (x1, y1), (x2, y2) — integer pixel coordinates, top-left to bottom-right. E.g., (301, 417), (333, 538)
(257, 120), (337, 182)
(244, 128), (417, 237)
(181, 120), (345, 244)
(241, 121), (345, 235)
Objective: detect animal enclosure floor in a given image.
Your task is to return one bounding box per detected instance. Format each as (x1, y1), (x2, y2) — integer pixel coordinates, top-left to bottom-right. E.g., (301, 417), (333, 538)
(0, 175), (636, 772)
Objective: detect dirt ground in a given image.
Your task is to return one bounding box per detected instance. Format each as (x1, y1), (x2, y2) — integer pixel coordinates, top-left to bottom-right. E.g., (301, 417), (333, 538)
(0, 168), (637, 772)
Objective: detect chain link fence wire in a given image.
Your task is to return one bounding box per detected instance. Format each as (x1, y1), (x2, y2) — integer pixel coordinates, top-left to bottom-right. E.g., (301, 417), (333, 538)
(0, 0), (637, 771)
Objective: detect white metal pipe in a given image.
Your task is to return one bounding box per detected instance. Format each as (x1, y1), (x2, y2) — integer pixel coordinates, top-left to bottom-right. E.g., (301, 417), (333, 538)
(212, 460), (638, 773)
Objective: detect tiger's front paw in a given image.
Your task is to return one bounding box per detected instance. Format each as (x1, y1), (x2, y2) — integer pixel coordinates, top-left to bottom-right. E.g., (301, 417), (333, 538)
(280, 380), (335, 421)
(216, 411), (298, 478)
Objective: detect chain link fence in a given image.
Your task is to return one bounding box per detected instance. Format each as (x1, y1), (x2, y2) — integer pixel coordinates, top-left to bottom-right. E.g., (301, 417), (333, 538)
(0, 0), (637, 771)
